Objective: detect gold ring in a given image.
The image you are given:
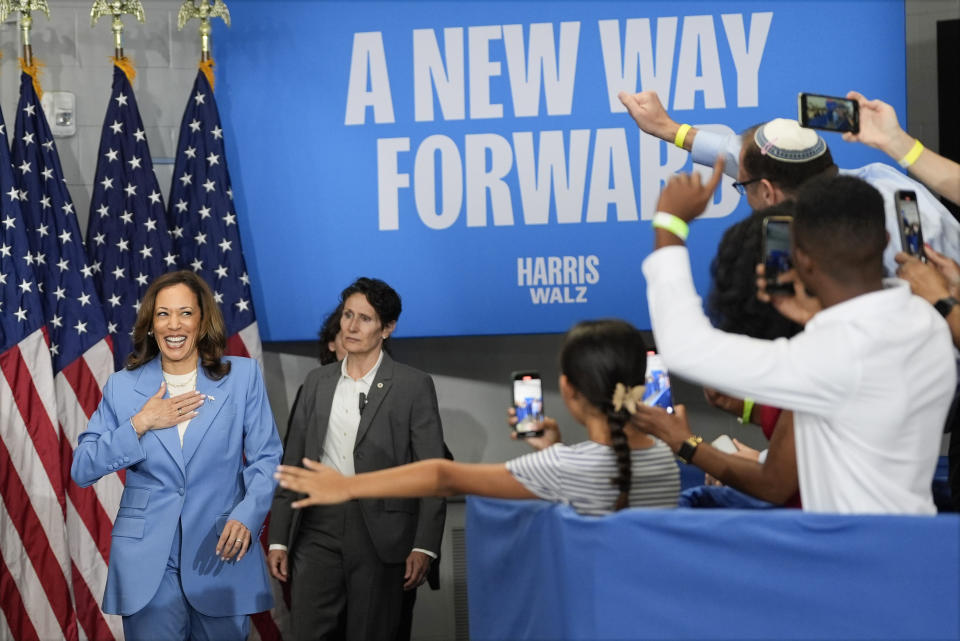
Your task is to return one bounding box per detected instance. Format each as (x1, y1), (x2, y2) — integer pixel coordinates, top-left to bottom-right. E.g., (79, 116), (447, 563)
(235, 538), (243, 544)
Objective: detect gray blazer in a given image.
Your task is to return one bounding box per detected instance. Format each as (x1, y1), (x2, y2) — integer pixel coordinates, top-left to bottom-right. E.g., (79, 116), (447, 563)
(269, 352), (446, 563)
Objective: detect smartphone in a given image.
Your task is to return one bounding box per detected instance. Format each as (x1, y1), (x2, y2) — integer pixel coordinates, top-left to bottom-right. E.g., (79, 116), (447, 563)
(643, 351), (674, 414)
(894, 190), (925, 260)
(762, 216), (795, 295)
(797, 92), (859, 134)
(511, 371), (545, 438)
(711, 434), (738, 455)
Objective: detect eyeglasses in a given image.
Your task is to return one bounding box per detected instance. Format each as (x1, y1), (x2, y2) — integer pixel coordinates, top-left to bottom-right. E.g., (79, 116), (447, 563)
(731, 177), (763, 195)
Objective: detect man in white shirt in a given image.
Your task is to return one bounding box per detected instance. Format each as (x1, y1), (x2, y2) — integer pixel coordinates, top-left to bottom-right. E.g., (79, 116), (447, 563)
(635, 165), (955, 514)
(268, 278), (446, 640)
(618, 91), (960, 276)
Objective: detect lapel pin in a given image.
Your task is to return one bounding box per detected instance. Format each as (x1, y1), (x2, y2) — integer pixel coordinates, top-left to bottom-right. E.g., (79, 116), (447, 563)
(206, 395), (215, 401)
(377, 383), (383, 389)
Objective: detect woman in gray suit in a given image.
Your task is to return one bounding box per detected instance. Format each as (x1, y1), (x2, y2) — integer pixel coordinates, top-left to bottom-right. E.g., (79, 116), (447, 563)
(267, 277), (446, 641)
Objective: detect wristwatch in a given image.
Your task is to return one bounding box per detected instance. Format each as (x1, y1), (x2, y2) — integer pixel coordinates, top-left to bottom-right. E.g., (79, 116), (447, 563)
(934, 296), (958, 318)
(676, 436), (703, 463)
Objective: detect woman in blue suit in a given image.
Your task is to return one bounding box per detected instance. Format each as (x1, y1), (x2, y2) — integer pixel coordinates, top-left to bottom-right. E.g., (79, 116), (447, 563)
(71, 270), (282, 641)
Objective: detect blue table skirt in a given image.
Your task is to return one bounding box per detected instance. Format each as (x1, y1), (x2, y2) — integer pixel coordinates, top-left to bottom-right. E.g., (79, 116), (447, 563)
(466, 497), (960, 640)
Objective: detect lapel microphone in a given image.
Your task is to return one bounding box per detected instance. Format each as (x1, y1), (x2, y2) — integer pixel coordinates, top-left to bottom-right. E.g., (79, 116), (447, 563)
(359, 392), (367, 416)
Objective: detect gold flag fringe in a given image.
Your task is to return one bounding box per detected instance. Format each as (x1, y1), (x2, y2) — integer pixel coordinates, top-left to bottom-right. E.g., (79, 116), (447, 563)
(19, 57), (45, 100)
(112, 56), (137, 83)
(199, 58), (215, 90)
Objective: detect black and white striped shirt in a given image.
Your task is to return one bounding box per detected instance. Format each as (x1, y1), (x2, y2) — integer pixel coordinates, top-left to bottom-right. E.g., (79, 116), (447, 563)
(506, 440), (680, 515)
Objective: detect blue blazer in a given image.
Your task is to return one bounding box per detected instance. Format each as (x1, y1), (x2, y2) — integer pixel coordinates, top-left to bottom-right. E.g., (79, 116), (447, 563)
(71, 356), (282, 617)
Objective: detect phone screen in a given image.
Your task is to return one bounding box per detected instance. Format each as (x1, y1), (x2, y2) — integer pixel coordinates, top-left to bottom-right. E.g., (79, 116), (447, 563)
(643, 352), (674, 414)
(896, 191), (924, 258)
(798, 93), (859, 133)
(763, 217), (793, 294)
(512, 373), (544, 437)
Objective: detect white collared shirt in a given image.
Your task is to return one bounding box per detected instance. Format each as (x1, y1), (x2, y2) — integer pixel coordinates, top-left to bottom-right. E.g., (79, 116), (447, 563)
(643, 245), (955, 514)
(321, 351), (384, 476)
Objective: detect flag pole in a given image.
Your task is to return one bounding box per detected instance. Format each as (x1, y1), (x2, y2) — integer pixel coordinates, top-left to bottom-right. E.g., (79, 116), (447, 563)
(91, 0), (145, 62)
(1, 1), (50, 69)
(177, 0), (230, 86)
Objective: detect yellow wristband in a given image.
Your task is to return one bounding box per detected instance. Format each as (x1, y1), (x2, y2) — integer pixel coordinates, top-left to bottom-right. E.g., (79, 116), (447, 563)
(898, 139), (924, 168)
(674, 124), (692, 149)
(738, 398), (755, 424)
(652, 212), (689, 241)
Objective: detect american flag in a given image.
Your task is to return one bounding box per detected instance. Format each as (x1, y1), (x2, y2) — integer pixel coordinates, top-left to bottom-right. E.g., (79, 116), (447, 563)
(87, 64), (177, 371)
(168, 70), (261, 362)
(9, 70), (123, 641)
(0, 97), (78, 641)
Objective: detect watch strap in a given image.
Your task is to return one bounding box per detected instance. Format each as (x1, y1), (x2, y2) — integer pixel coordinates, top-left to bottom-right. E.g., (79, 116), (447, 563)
(934, 296), (959, 318)
(676, 436), (703, 463)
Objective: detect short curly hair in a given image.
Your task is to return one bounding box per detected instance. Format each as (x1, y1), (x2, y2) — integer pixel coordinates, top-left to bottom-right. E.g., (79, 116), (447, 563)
(707, 203), (803, 340)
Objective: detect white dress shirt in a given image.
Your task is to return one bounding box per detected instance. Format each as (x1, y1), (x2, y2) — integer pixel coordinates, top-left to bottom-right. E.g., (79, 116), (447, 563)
(689, 128), (960, 276)
(643, 245), (955, 514)
(271, 351), (436, 558)
(321, 352), (384, 476)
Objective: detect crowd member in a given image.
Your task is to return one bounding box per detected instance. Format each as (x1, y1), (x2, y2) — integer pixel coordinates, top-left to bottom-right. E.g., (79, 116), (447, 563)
(676, 205), (803, 507)
(274, 319), (681, 516)
(617, 91), (960, 275)
(71, 271), (282, 641)
(635, 158), (955, 514)
(843, 90), (960, 205)
(318, 303), (346, 365)
(310, 298), (447, 641)
(267, 278), (446, 641)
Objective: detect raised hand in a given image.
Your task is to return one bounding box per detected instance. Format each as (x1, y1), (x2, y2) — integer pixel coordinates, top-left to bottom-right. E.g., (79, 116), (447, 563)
(895, 251), (951, 304)
(755, 265), (820, 326)
(655, 157), (725, 223)
(629, 403), (693, 452)
(507, 407), (561, 451)
(617, 91), (680, 142)
(842, 91), (914, 159)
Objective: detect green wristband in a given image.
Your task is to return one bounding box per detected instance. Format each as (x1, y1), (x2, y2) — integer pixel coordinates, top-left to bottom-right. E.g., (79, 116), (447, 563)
(652, 212), (690, 241)
(738, 398), (755, 424)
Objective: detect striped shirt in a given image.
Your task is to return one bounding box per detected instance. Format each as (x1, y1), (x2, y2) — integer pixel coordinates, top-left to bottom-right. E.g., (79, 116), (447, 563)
(506, 440), (681, 516)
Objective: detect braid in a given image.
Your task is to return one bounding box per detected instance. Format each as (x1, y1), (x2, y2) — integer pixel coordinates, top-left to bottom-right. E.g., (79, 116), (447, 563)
(606, 408), (632, 511)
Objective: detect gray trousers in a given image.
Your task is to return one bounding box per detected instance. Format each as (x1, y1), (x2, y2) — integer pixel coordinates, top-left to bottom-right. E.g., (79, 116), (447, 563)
(290, 501), (405, 641)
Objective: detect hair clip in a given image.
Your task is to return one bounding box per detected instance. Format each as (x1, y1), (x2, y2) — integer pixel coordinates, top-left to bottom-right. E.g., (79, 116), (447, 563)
(612, 383), (645, 414)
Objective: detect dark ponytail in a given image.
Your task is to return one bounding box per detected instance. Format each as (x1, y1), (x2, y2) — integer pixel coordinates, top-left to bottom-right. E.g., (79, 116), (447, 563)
(606, 407), (632, 511)
(560, 320), (648, 512)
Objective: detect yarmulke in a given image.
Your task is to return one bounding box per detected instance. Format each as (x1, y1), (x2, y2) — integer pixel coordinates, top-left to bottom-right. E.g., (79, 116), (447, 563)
(754, 118), (828, 163)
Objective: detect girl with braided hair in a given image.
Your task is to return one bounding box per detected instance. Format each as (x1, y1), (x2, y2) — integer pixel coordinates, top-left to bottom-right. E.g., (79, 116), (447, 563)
(274, 320), (680, 516)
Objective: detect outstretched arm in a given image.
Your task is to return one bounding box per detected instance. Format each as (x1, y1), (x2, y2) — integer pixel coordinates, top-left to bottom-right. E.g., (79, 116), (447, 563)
(630, 404), (798, 505)
(276, 458), (537, 509)
(844, 90), (960, 205)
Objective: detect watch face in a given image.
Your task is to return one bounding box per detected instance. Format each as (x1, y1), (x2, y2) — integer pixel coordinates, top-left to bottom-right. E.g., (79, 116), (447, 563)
(935, 297), (958, 318)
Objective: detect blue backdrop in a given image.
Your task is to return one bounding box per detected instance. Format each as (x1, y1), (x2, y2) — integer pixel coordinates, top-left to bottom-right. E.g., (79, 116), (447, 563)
(215, 0), (907, 340)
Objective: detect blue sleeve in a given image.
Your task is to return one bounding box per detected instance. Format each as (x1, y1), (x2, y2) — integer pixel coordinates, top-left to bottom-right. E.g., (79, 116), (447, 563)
(228, 361), (282, 536)
(690, 127), (742, 179)
(70, 375), (146, 488)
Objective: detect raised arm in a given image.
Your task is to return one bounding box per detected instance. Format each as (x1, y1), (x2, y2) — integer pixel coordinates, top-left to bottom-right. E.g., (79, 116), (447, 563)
(844, 91), (960, 205)
(275, 458), (536, 509)
(618, 90), (742, 177)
